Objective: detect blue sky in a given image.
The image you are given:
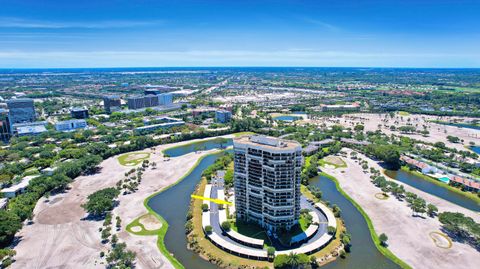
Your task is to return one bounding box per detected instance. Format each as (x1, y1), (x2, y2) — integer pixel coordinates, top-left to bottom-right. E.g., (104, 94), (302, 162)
(0, 0), (479, 68)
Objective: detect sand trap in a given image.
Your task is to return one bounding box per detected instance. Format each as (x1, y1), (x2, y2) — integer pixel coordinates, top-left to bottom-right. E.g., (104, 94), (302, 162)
(430, 232), (452, 249)
(375, 193), (389, 200)
(139, 214), (162, 231)
(130, 226), (142, 233)
(124, 153), (149, 162)
(324, 156), (345, 166)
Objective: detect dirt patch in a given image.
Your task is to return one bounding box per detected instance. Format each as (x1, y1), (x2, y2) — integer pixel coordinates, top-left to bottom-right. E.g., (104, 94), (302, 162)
(139, 214), (162, 231)
(430, 232), (452, 249)
(36, 202), (85, 225)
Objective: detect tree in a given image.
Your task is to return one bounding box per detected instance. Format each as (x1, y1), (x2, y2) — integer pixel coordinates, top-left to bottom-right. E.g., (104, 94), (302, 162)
(82, 187), (120, 216)
(447, 135), (460, 143)
(201, 203), (209, 212)
(354, 124), (364, 132)
(221, 221), (231, 231)
(205, 225), (213, 234)
(411, 197), (427, 216)
(379, 233), (388, 246)
(267, 246), (276, 258)
(0, 210), (22, 247)
(427, 204), (438, 217)
(106, 242), (136, 268)
(327, 226), (336, 235)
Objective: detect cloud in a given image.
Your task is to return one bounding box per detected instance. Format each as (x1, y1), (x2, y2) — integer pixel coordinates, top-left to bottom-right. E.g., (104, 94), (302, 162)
(300, 17), (340, 32)
(0, 49), (478, 68)
(0, 17), (164, 29)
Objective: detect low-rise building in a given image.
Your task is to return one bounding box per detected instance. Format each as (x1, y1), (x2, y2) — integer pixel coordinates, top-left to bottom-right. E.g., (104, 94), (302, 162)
(1, 175), (39, 198)
(12, 121), (48, 136)
(55, 119), (88, 132)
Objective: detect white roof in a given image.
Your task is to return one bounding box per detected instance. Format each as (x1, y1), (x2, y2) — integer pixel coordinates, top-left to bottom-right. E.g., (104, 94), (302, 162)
(1, 175), (38, 193)
(315, 202), (336, 228)
(227, 229), (264, 247)
(209, 233), (268, 258)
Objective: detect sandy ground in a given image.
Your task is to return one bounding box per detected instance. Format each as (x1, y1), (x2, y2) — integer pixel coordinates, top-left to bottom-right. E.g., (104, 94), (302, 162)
(322, 148), (479, 269)
(12, 135), (234, 269)
(312, 113), (480, 151)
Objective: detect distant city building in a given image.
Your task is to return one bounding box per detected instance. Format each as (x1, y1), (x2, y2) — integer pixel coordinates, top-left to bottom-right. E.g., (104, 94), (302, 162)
(145, 95), (160, 107)
(144, 89), (162, 95)
(70, 107), (89, 119)
(215, 110), (232, 123)
(127, 95), (160, 110)
(55, 119), (88, 132)
(0, 109), (10, 141)
(12, 121), (47, 136)
(192, 107), (216, 117)
(158, 93), (173, 106)
(103, 96), (122, 114)
(234, 135), (302, 232)
(6, 98), (36, 131)
(127, 96), (146, 110)
(318, 102), (360, 112)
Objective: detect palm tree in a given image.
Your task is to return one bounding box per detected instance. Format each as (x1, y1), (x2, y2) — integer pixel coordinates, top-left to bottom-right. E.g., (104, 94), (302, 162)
(286, 252), (300, 267)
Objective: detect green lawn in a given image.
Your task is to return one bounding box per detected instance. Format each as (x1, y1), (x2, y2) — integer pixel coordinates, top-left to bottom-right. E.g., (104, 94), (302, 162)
(117, 152), (150, 166)
(398, 111), (410, 116)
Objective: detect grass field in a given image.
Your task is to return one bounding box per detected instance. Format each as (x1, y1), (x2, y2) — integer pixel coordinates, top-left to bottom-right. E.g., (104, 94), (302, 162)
(117, 152), (150, 166)
(398, 111), (410, 116)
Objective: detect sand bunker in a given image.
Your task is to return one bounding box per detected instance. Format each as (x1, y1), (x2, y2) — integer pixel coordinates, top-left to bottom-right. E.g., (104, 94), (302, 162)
(430, 232), (452, 249)
(139, 214), (162, 231)
(130, 226), (142, 233)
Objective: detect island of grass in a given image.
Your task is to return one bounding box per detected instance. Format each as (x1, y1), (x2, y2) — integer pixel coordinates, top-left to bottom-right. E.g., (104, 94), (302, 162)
(117, 152), (151, 166)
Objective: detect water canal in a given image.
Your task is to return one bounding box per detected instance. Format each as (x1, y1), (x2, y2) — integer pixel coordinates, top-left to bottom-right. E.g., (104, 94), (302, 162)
(385, 170), (480, 212)
(149, 139), (400, 269)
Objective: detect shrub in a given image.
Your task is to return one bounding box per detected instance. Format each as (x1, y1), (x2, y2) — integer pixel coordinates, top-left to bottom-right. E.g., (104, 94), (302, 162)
(221, 221), (231, 231)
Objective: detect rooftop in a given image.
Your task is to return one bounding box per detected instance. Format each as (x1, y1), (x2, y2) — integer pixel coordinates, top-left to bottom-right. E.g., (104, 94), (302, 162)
(234, 135), (301, 151)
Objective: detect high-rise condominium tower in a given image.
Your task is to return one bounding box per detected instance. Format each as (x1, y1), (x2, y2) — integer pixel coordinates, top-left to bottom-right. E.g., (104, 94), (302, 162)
(233, 135), (302, 232)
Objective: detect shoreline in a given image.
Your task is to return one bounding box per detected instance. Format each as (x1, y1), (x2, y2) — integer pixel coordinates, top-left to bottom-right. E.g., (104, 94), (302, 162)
(131, 150), (225, 269)
(398, 166), (480, 206)
(318, 172), (412, 269)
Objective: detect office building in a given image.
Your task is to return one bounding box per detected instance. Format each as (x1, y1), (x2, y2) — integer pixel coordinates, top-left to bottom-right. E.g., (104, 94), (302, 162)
(158, 93), (173, 106)
(103, 96), (122, 114)
(55, 119), (88, 132)
(127, 96), (145, 110)
(144, 95), (160, 107)
(12, 121), (47, 136)
(233, 135), (302, 232)
(70, 107), (89, 119)
(127, 95), (160, 110)
(0, 109), (10, 141)
(215, 110), (232, 123)
(6, 98), (36, 130)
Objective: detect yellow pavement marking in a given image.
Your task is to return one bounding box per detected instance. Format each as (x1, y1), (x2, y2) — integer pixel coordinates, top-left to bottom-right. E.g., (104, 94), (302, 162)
(191, 195), (232, 205)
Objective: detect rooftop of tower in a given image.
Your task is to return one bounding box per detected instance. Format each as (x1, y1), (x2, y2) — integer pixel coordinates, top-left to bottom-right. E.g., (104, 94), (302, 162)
(234, 135), (302, 151)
